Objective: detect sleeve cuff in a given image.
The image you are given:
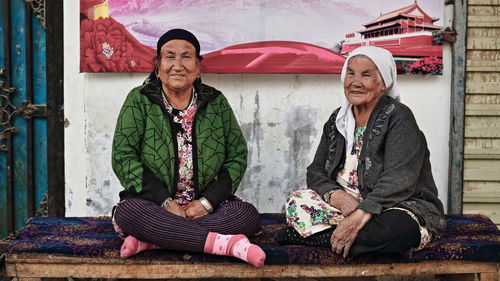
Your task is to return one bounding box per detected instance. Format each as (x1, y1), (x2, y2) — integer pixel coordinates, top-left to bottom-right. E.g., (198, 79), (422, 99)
(322, 186), (343, 198)
(201, 169), (233, 208)
(358, 199), (384, 215)
(322, 189), (336, 203)
(201, 188), (230, 209)
(141, 166), (170, 205)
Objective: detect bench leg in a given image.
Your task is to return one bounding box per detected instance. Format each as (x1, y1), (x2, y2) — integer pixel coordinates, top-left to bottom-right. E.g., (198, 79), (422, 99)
(478, 272), (499, 281)
(438, 273), (475, 281)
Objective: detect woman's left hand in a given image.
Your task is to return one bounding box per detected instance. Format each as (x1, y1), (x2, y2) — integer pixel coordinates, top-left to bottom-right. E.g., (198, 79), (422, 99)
(185, 200), (209, 220)
(330, 209), (372, 257)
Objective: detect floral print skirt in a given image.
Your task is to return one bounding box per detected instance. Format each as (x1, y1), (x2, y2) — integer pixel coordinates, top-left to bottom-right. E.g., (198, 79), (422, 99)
(286, 188), (431, 251)
(286, 188), (344, 238)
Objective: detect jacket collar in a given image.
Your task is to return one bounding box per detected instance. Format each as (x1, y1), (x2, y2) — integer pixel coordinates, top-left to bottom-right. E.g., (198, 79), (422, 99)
(368, 95), (394, 121)
(365, 94), (397, 138)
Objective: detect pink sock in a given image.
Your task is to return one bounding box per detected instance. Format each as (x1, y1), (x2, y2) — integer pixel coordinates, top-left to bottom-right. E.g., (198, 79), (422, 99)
(120, 235), (160, 258)
(204, 232), (266, 268)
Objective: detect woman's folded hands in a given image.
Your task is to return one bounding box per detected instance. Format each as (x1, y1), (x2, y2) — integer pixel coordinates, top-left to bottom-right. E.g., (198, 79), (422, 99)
(185, 200), (209, 219)
(165, 201), (187, 218)
(164, 200), (209, 219)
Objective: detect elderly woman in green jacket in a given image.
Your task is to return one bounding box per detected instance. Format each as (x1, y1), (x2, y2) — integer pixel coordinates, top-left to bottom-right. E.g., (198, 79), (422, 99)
(111, 29), (265, 267)
(276, 46), (445, 259)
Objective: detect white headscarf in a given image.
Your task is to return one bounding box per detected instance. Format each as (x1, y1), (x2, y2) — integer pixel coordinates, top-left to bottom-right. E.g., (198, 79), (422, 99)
(335, 46), (400, 155)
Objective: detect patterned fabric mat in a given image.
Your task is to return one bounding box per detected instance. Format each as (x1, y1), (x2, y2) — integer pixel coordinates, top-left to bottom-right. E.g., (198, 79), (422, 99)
(6, 214), (500, 265)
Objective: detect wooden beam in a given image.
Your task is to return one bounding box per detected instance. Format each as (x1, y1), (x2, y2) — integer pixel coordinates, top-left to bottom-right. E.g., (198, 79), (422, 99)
(468, 6), (500, 16)
(467, 65), (500, 72)
(467, 27), (500, 38)
(466, 104), (500, 116)
(463, 181), (500, 204)
(12, 278), (42, 281)
(463, 196), (500, 202)
(468, 6), (500, 27)
(3, 254), (499, 279)
(467, 72), (500, 83)
(467, 27), (500, 51)
(45, 0), (65, 217)
(448, 0), (468, 214)
(463, 203), (500, 224)
(464, 138), (500, 155)
(468, 0), (500, 5)
(441, 274), (475, 281)
(465, 95), (500, 116)
(467, 50), (500, 72)
(466, 83), (500, 94)
(467, 38), (500, 50)
(463, 154), (500, 159)
(468, 20), (500, 27)
(465, 117), (500, 138)
(479, 272), (499, 281)
(464, 159), (500, 180)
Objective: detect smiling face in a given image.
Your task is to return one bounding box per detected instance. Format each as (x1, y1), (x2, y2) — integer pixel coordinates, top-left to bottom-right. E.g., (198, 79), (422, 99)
(158, 39), (201, 95)
(343, 56), (386, 108)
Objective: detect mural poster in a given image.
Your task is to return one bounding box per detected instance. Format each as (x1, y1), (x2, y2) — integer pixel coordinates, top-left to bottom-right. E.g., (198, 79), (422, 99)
(80, 0), (444, 74)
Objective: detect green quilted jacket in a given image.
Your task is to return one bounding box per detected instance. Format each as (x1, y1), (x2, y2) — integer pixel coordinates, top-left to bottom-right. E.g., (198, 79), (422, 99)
(112, 79), (248, 208)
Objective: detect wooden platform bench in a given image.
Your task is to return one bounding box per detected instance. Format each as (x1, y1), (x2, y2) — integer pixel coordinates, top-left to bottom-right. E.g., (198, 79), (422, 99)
(3, 214), (499, 280)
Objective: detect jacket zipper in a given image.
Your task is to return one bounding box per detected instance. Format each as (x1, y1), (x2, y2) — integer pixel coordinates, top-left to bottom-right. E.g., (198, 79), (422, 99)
(192, 116), (200, 199)
(165, 111), (180, 198)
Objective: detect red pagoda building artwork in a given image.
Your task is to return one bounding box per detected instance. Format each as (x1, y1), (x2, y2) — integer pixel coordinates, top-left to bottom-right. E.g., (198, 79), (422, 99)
(341, 1), (443, 74)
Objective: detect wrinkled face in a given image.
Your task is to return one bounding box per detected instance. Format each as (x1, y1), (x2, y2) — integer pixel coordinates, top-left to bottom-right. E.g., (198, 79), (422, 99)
(158, 39), (200, 94)
(343, 56), (386, 107)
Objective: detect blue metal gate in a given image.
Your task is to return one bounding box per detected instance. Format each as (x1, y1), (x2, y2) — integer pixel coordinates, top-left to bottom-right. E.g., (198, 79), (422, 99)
(0, 0), (48, 238)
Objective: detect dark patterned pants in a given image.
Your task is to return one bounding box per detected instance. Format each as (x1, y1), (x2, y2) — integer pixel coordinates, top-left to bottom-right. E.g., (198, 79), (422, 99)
(113, 198), (261, 253)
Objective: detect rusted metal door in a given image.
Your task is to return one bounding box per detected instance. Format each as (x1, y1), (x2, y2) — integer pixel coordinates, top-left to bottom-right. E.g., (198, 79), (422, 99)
(0, 0), (48, 238)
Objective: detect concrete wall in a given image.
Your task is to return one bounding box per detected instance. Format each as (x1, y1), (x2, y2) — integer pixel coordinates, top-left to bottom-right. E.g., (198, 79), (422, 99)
(64, 1), (453, 216)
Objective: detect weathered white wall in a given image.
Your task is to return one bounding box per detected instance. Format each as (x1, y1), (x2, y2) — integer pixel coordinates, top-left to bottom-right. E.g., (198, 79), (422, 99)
(64, 1), (452, 216)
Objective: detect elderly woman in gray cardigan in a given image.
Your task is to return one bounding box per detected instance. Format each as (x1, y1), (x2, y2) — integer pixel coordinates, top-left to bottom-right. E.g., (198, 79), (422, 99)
(276, 46), (445, 258)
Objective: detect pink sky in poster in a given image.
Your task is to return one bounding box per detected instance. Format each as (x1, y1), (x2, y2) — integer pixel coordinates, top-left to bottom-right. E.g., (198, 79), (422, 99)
(80, 0), (444, 74)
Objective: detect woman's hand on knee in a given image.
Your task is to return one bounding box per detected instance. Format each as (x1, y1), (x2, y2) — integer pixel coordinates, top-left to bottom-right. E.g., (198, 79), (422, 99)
(329, 190), (359, 216)
(330, 209), (372, 257)
(185, 200), (209, 220)
(165, 201), (187, 218)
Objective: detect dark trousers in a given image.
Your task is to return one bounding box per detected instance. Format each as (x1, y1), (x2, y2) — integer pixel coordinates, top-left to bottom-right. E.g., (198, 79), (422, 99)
(349, 209), (421, 256)
(113, 198), (261, 253)
(277, 209), (421, 257)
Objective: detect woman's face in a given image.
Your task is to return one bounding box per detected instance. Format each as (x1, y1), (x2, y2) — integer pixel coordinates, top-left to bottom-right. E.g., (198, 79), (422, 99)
(158, 39), (200, 94)
(343, 56), (386, 108)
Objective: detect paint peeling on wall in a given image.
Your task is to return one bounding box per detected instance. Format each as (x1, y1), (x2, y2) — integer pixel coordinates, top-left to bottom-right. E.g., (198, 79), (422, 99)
(85, 129), (121, 215)
(224, 74), (336, 213)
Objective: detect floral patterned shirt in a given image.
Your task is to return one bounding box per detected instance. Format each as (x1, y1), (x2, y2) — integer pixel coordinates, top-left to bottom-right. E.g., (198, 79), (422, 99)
(335, 126), (365, 200)
(162, 91), (197, 206)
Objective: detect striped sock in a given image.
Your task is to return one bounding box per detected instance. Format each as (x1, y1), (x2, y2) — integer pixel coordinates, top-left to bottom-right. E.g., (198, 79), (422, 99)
(120, 235), (160, 258)
(204, 232), (266, 268)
